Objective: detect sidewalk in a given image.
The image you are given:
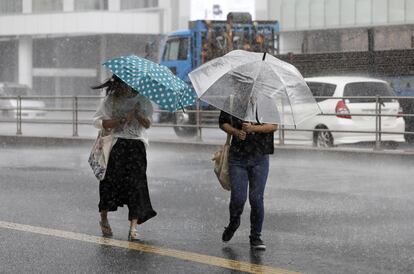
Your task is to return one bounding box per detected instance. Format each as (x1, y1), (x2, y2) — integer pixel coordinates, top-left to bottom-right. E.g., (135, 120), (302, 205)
(1, 121), (414, 157)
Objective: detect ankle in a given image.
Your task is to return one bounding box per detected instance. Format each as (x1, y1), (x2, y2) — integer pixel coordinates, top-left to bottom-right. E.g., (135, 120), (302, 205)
(128, 227), (140, 241)
(229, 218), (240, 229)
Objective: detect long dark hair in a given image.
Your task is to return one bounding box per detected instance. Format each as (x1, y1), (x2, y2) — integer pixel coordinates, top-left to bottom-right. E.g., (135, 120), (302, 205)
(91, 75), (126, 96)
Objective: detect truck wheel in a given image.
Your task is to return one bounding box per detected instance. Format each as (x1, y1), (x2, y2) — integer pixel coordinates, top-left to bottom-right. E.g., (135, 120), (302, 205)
(405, 118), (414, 143)
(173, 111), (197, 137)
(405, 134), (414, 143)
(1, 110), (11, 119)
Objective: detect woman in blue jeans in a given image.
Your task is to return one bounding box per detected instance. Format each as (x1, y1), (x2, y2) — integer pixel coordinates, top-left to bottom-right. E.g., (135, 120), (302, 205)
(219, 111), (277, 250)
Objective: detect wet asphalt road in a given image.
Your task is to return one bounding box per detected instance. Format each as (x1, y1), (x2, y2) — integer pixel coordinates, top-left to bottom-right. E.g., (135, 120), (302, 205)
(0, 142), (414, 274)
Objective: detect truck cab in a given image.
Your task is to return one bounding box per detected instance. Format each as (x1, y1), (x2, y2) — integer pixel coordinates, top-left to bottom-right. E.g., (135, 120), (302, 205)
(160, 12), (279, 136)
(161, 30), (192, 84)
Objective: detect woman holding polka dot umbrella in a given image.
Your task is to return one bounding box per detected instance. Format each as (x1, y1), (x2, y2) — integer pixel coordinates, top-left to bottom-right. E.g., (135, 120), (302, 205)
(91, 74), (156, 241)
(91, 55), (194, 241)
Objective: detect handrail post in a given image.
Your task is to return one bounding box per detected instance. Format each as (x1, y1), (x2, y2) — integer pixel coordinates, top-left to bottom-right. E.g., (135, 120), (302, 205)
(72, 96), (79, 137)
(196, 99), (202, 141)
(279, 99), (285, 145)
(16, 96), (22, 135)
(378, 96), (382, 146)
(374, 95), (381, 150)
(278, 124), (285, 145)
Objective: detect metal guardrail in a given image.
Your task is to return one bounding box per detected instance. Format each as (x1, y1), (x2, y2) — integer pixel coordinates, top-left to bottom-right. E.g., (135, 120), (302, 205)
(0, 95), (413, 150)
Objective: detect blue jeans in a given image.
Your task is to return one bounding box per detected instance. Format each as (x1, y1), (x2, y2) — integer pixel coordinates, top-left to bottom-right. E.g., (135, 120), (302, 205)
(228, 152), (269, 238)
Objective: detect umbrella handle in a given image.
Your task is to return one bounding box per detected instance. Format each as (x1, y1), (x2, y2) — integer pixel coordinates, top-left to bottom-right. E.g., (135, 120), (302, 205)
(262, 52), (266, 61)
(179, 102), (186, 113)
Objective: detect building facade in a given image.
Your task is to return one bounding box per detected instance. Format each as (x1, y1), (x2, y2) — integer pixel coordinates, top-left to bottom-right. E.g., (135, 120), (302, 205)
(0, 0), (191, 97)
(1, 0), (413, 97)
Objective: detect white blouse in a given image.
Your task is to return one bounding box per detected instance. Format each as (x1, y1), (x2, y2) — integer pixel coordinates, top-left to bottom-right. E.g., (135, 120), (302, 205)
(93, 93), (153, 148)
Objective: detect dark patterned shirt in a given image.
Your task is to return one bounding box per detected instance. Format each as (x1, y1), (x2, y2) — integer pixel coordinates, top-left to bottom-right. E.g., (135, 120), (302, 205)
(219, 111), (274, 156)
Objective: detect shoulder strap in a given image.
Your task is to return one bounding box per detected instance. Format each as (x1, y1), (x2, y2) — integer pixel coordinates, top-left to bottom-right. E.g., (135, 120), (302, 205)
(255, 107), (261, 125)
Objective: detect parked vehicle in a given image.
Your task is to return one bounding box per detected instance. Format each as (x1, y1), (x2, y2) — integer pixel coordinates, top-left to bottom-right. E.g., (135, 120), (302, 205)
(285, 76), (405, 147)
(160, 12), (279, 137)
(0, 82), (46, 119)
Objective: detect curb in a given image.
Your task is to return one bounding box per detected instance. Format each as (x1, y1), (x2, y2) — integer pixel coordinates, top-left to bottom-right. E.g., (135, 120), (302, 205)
(1, 134), (414, 159)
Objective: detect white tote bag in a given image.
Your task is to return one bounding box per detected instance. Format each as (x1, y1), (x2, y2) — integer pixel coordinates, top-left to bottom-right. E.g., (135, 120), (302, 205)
(88, 130), (114, 181)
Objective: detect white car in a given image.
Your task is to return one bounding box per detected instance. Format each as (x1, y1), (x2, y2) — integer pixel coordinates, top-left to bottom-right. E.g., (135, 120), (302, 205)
(0, 83), (46, 119)
(284, 76), (405, 147)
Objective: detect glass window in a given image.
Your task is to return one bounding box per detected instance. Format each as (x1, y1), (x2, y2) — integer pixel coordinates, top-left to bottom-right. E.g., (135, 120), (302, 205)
(281, 0), (295, 30)
(389, 0), (405, 23)
(407, 0), (414, 21)
(355, 0), (371, 25)
(121, 0), (158, 10)
(162, 38), (189, 61)
(0, 41), (18, 83)
(4, 86), (29, 96)
(325, 0), (340, 27)
(0, 0), (22, 14)
(310, 0), (324, 28)
(33, 0), (63, 12)
(340, 0), (355, 25)
(344, 82), (395, 103)
(33, 36), (100, 69)
(307, 82), (336, 102)
(295, 0), (310, 29)
(373, 0), (387, 24)
(75, 0), (108, 11)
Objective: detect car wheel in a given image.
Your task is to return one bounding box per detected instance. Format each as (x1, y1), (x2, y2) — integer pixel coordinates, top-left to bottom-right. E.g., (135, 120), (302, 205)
(173, 111), (197, 137)
(313, 127), (334, 147)
(382, 141), (399, 150)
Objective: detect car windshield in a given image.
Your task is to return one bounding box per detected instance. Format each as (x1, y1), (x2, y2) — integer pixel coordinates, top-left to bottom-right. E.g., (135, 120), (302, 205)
(307, 82), (336, 102)
(163, 38), (189, 61)
(344, 82), (395, 103)
(3, 87), (29, 96)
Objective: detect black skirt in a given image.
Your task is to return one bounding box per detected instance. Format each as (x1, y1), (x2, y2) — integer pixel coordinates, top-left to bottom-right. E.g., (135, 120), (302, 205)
(99, 138), (157, 223)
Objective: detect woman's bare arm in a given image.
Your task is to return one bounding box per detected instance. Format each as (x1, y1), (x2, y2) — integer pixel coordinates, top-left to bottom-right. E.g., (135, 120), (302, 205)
(242, 123), (278, 133)
(136, 113), (151, 129)
(220, 123), (246, 140)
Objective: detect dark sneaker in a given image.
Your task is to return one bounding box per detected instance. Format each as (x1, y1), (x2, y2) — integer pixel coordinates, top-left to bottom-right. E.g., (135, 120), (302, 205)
(250, 236), (266, 250)
(222, 220), (240, 243)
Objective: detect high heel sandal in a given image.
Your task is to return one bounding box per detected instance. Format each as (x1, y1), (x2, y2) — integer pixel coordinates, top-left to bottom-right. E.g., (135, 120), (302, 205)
(128, 228), (140, 242)
(99, 220), (113, 237)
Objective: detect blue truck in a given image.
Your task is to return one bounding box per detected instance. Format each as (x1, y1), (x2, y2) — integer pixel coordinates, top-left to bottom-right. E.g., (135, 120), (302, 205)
(160, 12), (279, 136)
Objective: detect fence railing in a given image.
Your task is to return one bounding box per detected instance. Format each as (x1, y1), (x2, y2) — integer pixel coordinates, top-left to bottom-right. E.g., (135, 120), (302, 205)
(1, 95), (413, 150)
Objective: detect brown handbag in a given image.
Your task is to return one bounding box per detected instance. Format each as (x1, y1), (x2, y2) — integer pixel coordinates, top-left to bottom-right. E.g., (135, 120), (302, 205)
(212, 133), (231, 191)
(212, 95), (234, 191)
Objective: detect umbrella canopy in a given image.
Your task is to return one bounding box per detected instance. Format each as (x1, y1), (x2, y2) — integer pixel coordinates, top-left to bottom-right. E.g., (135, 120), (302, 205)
(103, 55), (195, 112)
(188, 50), (321, 126)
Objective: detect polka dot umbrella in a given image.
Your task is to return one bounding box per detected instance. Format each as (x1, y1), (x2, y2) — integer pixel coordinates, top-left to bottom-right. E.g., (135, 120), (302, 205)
(103, 55), (196, 112)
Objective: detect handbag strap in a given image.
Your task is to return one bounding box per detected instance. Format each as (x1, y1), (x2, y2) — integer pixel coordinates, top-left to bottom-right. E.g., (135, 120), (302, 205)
(225, 95), (234, 145)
